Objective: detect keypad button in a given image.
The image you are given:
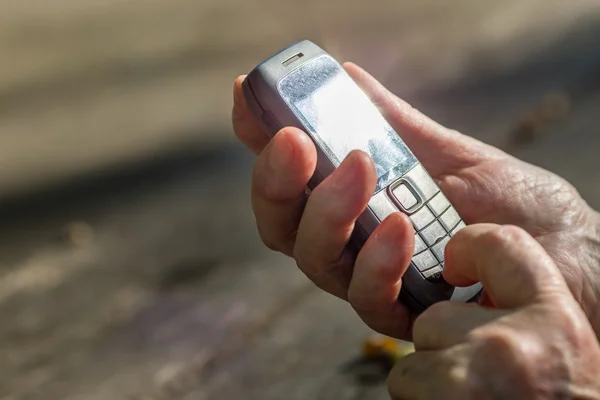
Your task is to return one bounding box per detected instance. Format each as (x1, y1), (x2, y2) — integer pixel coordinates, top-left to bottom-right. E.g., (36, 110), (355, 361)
(428, 193), (451, 216)
(410, 207), (435, 231)
(414, 234), (427, 255)
(421, 221), (446, 246)
(440, 207), (461, 231)
(391, 183), (418, 210)
(422, 265), (444, 282)
(432, 236), (450, 262)
(369, 190), (398, 222)
(450, 221), (467, 236)
(404, 164), (439, 200)
(412, 250), (438, 272)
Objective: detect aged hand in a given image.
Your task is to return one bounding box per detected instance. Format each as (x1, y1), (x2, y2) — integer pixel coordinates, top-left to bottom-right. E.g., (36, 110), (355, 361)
(388, 224), (600, 400)
(231, 62), (600, 339)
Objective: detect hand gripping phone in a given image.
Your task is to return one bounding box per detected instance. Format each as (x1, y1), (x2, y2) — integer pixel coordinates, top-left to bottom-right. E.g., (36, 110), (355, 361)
(243, 40), (482, 312)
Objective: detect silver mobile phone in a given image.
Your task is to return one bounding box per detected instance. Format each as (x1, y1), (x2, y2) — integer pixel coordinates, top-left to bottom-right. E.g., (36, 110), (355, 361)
(243, 40), (482, 312)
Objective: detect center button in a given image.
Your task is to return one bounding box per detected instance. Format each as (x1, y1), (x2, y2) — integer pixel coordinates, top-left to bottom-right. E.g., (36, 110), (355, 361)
(391, 182), (418, 211)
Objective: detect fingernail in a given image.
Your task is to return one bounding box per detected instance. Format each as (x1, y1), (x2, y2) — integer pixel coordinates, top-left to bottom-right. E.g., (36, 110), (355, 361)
(268, 130), (294, 170)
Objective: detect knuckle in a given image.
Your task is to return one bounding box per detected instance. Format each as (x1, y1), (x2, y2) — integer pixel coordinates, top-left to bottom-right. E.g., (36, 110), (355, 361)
(547, 301), (592, 351)
(347, 287), (375, 314)
(473, 327), (563, 395)
(477, 328), (534, 372)
(413, 301), (452, 335)
(483, 329), (523, 356)
(480, 225), (528, 249)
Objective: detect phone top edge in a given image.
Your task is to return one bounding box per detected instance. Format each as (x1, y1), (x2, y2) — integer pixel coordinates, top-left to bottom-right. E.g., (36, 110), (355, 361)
(245, 40), (331, 89)
(248, 40), (322, 75)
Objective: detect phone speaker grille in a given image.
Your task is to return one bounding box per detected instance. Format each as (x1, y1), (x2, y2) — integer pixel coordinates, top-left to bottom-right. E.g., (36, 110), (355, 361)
(282, 53), (304, 67)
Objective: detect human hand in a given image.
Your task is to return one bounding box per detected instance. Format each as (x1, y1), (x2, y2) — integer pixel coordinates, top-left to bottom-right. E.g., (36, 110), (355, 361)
(387, 224), (600, 400)
(231, 62), (600, 339)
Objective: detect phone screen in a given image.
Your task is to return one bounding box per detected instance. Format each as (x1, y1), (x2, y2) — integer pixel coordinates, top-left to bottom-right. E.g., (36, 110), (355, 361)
(279, 56), (417, 192)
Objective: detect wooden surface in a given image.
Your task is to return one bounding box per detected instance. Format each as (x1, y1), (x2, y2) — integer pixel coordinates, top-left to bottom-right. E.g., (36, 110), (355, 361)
(1, 1), (600, 399)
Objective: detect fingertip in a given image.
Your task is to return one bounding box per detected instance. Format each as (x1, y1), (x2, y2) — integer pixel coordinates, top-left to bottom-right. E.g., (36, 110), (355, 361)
(442, 263), (478, 287)
(346, 150), (378, 192)
(231, 75), (270, 155)
(279, 127), (317, 161)
(358, 212), (414, 285)
(349, 212), (414, 337)
(377, 212), (414, 251)
(342, 61), (362, 75)
(234, 74), (246, 87)
(444, 223), (567, 309)
(253, 129), (316, 203)
(273, 128), (317, 179)
(232, 75), (246, 105)
(443, 223), (497, 286)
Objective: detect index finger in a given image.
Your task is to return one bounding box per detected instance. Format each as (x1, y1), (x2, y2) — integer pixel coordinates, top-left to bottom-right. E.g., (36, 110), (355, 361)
(443, 224), (570, 309)
(232, 75), (270, 155)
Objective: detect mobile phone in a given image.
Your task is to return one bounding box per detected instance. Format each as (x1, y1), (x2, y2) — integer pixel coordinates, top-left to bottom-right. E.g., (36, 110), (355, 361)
(243, 40), (482, 312)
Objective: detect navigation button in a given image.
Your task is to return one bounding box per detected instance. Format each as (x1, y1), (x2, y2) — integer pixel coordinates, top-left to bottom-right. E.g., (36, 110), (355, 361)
(391, 183), (418, 210)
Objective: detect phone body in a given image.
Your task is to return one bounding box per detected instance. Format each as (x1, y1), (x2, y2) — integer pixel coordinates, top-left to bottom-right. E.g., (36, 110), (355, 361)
(243, 40), (482, 312)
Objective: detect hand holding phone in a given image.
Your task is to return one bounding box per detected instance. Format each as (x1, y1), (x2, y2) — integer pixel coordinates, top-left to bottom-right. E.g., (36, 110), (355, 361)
(242, 40), (482, 312)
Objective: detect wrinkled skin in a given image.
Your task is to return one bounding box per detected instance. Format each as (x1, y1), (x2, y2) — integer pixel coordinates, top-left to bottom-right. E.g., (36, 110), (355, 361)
(231, 61), (600, 340)
(388, 224), (600, 400)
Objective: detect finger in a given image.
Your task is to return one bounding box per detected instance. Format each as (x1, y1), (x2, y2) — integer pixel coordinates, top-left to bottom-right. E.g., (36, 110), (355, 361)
(388, 346), (469, 400)
(294, 150), (377, 299)
(444, 223), (571, 309)
(348, 212), (415, 339)
(232, 75), (270, 155)
(252, 127), (317, 256)
(412, 301), (508, 351)
(343, 62), (503, 176)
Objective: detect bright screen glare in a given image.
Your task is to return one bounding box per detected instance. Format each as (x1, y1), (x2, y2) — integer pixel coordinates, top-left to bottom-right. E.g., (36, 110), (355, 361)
(280, 56), (417, 191)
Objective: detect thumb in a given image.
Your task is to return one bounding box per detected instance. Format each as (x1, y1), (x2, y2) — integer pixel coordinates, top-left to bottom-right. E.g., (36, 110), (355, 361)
(443, 223), (570, 309)
(343, 62), (504, 177)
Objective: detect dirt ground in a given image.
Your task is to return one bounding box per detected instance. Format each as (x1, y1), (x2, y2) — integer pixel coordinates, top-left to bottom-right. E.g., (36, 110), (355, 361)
(1, 1), (600, 399)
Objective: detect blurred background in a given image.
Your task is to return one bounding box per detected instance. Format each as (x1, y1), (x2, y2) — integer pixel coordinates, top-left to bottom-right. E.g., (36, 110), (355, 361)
(1, 0), (600, 399)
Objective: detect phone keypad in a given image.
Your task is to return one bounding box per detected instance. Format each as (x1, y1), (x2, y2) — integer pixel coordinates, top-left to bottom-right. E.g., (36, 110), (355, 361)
(386, 165), (466, 283)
